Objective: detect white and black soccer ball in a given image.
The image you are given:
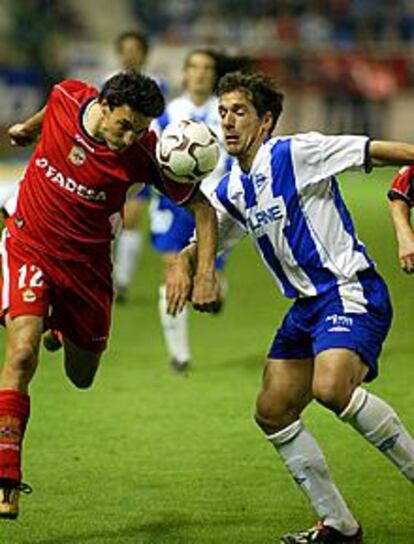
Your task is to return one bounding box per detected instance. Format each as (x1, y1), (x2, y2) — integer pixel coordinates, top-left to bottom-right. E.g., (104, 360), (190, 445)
(156, 120), (220, 184)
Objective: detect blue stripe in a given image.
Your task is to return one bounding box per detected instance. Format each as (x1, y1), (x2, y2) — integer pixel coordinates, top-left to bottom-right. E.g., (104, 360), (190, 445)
(240, 173), (257, 209)
(330, 177), (374, 267)
(270, 139), (338, 294)
(357, 269), (392, 317)
(257, 235), (298, 297)
(224, 155), (233, 172)
(192, 111), (207, 122)
(215, 174), (246, 227)
(157, 110), (170, 130)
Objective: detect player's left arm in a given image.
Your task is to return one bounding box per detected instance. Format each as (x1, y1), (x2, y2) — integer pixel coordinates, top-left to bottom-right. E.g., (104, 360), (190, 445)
(388, 198), (414, 273)
(8, 106), (47, 147)
(368, 141), (414, 167)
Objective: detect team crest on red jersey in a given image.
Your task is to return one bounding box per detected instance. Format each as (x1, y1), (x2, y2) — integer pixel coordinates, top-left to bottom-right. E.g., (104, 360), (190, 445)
(22, 288), (36, 303)
(68, 144), (87, 166)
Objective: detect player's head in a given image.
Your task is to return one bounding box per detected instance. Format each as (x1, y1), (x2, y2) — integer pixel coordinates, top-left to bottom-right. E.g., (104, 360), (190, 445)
(217, 71), (283, 163)
(115, 30), (149, 71)
(98, 71), (165, 152)
(183, 49), (219, 100)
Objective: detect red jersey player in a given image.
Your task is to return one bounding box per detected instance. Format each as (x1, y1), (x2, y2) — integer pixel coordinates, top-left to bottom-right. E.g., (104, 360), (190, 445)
(0, 71), (219, 517)
(388, 166), (414, 273)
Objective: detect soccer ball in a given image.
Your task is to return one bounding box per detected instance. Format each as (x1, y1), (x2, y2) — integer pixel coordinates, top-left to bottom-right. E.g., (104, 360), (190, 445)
(156, 120), (220, 184)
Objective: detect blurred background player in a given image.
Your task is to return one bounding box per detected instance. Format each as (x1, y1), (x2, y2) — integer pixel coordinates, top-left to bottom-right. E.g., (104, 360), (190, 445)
(388, 166), (414, 273)
(148, 48), (250, 372)
(112, 30), (168, 301)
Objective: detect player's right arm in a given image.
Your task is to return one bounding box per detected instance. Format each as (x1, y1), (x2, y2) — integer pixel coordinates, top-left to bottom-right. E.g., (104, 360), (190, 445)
(388, 166), (414, 274)
(8, 106), (47, 147)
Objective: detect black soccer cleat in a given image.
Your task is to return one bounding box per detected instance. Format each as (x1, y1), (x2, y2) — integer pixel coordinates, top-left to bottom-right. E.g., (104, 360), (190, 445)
(280, 522), (363, 543)
(0, 479), (32, 520)
(170, 358), (191, 374)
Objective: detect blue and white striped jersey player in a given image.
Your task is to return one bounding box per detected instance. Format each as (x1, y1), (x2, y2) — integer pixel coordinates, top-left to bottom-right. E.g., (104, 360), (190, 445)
(173, 72), (414, 544)
(148, 49), (231, 372)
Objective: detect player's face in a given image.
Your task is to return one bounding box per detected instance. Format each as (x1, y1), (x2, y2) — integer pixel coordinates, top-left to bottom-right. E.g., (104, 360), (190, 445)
(100, 103), (152, 153)
(218, 90), (272, 167)
(118, 38), (146, 71)
(184, 53), (216, 96)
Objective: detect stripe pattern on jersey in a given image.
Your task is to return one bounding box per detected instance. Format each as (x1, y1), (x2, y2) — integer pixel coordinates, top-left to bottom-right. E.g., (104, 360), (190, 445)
(213, 134), (375, 305)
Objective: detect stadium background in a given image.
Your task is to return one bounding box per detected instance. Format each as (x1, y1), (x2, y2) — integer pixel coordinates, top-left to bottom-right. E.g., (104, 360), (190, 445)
(0, 1), (413, 543)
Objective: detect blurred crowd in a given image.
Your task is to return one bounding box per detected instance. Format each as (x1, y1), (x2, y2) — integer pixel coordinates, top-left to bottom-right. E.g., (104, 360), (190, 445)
(0, 0), (413, 138)
(133, 0), (414, 46)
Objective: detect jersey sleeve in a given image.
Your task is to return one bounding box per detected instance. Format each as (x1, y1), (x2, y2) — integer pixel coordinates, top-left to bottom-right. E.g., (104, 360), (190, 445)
(387, 166), (414, 207)
(200, 177), (247, 253)
(290, 132), (370, 189)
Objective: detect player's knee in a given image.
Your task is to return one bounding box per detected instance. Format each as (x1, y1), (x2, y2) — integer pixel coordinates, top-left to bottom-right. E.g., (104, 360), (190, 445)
(255, 389), (300, 434)
(313, 376), (352, 414)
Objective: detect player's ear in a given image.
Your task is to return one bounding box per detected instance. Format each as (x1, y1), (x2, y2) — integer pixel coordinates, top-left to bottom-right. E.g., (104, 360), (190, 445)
(261, 111), (273, 135)
(100, 98), (111, 116)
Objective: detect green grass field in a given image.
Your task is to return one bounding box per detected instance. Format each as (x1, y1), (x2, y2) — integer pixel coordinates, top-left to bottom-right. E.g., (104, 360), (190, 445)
(0, 169), (413, 543)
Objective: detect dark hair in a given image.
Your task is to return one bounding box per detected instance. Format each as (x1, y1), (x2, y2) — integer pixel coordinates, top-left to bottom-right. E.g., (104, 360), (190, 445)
(218, 71), (284, 133)
(184, 48), (253, 92)
(99, 71), (165, 118)
(115, 30), (149, 57)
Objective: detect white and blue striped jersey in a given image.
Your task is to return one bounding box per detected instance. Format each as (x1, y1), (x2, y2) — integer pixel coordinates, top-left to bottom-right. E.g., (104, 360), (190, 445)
(152, 93), (230, 194)
(205, 132), (375, 303)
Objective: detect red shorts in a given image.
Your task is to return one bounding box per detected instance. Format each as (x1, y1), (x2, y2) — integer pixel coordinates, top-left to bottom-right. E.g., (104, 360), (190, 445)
(1, 230), (113, 353)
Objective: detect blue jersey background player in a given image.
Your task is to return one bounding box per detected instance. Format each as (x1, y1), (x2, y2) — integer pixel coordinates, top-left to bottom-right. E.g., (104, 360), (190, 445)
(148, 48), (233, 372)
(173, 71), (414, 543)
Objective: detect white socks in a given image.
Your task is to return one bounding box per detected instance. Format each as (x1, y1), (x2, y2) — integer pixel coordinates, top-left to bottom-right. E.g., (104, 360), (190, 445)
(114, 229), (143, 289)
(158, 285), (190, 364)
(268, 420), (359, 535)
(340, 387), (414, 482)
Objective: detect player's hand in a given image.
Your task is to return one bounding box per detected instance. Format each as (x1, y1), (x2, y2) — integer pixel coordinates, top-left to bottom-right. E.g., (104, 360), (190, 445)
(399, 237), (414, 274)
(166, 256), (193, 316)
(192, 271), (221, 313)
(8, 124), (37, 147)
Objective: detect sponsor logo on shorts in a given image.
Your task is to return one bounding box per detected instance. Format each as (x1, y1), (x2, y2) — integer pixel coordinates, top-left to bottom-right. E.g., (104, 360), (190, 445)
(326, 314), (353, 333)
(35, 157), (106, 202)
(68, 144), (87, 166)
(22, 288), (36, 303)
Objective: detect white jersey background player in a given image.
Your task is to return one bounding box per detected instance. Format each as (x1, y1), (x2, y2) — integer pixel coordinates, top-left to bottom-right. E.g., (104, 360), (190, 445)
(172, 72), (414, 544)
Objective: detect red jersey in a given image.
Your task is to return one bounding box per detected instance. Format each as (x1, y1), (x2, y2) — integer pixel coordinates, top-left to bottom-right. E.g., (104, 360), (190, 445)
(388, 166), (414, 208)
(10, 79), (198, 261)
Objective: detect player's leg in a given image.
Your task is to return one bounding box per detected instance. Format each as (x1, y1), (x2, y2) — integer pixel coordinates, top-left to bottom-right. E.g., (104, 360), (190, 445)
(150, 195), (195, 371)
(313, 349), (414, 483)
(47, 255), (112, 389)
(62, 337), (102, 389)
(256, 358), (361, 540)
(0, 315), (43, 518)
(256, 308), (361, 542)
(159, 252), (191, 371)
(114, 193), (148, 302)
(0, 232), (51, 517)
(313, 271), (414, 484)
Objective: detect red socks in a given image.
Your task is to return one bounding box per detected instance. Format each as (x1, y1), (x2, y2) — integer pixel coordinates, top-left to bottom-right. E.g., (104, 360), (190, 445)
(0, 390), (30, 483)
